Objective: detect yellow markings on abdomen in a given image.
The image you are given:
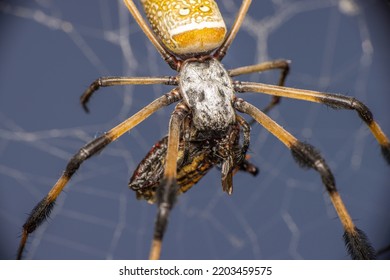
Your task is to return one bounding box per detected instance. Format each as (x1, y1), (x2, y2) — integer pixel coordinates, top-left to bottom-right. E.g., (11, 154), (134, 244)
(141, 0), (227, 57)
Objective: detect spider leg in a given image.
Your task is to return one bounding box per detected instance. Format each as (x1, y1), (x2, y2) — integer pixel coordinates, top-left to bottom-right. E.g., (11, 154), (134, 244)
(236, 113), (251, 154)
(234, 81), (390, 163)
(229, 60), (290, 113)
(236, 157), (259, 176)
(214, 0), (252, 60)
(17, 89), (181, 260)
(80, 76), (178, 112)
(234, 116), (259, 176)
(123, 0), (180, 70)
(149, 103), (189, 260)
(234, 97), (376, 260)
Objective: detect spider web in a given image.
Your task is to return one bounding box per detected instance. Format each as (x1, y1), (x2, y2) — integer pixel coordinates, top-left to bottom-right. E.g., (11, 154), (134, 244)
(0, 0), (389, 260)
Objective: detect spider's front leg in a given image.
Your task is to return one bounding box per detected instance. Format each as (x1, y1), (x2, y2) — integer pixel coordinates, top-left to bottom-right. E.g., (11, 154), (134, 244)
(149, 103), (189, 260)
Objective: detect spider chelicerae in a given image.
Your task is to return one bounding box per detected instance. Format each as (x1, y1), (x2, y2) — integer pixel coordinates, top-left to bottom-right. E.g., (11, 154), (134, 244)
(17, 0), (390, 260)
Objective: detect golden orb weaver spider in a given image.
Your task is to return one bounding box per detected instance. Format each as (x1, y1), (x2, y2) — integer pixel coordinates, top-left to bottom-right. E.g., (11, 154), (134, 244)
(16, 0), (390, 260)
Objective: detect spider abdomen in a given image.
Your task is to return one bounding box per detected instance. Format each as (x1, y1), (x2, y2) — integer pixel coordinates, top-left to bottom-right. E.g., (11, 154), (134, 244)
(141, 0), (226, 57)
(179, 58), (235, 134)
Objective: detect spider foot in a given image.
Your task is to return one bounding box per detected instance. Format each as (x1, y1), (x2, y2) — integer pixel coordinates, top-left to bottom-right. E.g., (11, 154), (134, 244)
(17, 196), (56, 259)
(343, 227), (376, 260)
(381, 143), (390, 164)
(150, 178), (179, 259)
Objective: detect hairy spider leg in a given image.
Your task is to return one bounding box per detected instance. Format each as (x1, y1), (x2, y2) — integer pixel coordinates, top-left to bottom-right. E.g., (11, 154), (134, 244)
(234, 97), (376, 260)
(16, 90), (181, 260)
(234, 82), (390, 163)
(149, 103), (189, 260)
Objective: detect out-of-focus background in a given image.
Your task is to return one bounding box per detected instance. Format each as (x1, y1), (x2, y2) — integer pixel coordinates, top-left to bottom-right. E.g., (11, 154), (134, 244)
(1, 0), (389, 259)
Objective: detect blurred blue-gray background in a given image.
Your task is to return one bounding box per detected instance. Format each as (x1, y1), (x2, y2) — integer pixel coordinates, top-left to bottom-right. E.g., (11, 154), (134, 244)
(0, 0), (389, 259)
